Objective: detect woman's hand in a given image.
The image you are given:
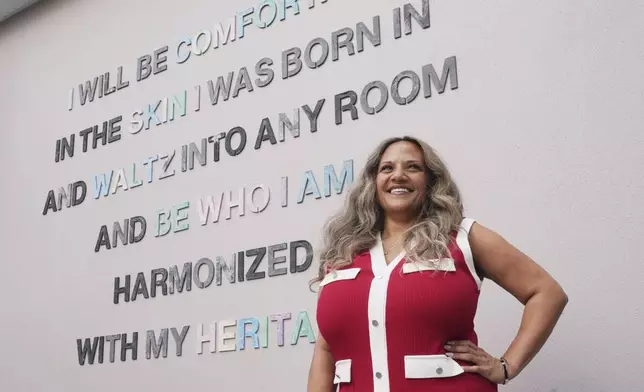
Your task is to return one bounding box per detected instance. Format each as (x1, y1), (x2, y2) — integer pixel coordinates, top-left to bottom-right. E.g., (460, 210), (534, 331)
(444, 340), (507, 384)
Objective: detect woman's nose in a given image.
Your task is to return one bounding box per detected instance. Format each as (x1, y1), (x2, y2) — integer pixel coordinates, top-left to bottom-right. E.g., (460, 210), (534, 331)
(390, 167), (407, 180)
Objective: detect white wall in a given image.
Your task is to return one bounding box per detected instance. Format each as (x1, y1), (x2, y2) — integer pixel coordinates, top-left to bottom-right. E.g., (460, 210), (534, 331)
(1, 0), (643, 391)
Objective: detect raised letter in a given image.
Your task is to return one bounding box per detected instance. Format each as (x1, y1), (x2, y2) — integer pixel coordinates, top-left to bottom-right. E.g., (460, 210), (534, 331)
(155, 208), (171, 237)
(422, 56), (458, 97)
(193, 258), (215, 289)
(281, 47), (302, 79)
(245, 247), (266, 281)
(93, 172), (113, 199)
(324, 159), (354, 197)
(105, 335), (120, 363)
(225, 127), (247, 157)
(192, 30), (212, 56)
(331, 27), (355, 61)
(268, 243), (288, 277)
(176, 38), (191, 64)
(171, 326), (189, 357)
(255, 57), (275, 87)
(130, 216), (146, 243)
(297, 170), (321, 203)
(43, 190), (57, 215)
(173, 201), (190, 233)
(120, 332), (138, 361)
(146, 329), (169, 359)
(303, 38), (329, 69)
(112, 219), (129, 248)
(255, 0), (278, 28)
(391, 70), (421, 105)
(281, 176), (288, 207)
(95, 225), (111, 252)
(278, 109), (300, 141)
(356, 16), (381, 52)
(403, 0), (430, 35)
(290, 240), (314, 273)
(131, 272), (150, 301)
(196, 322), (217, 354)
(279, 0), (300, 21)
(169, 262), (192, 294)
(153, 46), (169, 75)
(232, 67), (254, 98)
(113, 275), (130, 304)
(197, 195), (224, 225)
(207, 72), (234, 105)
(215, 255), (236, 286)
(214, 17), (237, 48)
(237, 8), (255, 39)
(227, 188), (245, 219)
(218, 320), (237, 352)
(254, 118), (277, 149)
(360, 81), (388, 115)
(150, 268), (168, 297)
(137, 54), (152, 81)
(334, 91), (358, 125)
(249, 184), (270, 213)
(110, 168), (129, 194)
(238, 318), (261, 350)
(291, 311), (316, 344)
(270, 313), (291, 347)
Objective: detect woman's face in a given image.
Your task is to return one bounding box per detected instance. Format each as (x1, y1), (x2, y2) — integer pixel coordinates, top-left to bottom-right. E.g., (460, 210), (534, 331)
(376, 141), (428, 219)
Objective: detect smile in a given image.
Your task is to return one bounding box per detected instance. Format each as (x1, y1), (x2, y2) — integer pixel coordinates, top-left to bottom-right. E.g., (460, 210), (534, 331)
(388, 187), (413, 195)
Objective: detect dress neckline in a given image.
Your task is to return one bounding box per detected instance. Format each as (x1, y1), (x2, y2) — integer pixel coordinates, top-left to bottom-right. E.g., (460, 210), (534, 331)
(370, 232), (406, 276)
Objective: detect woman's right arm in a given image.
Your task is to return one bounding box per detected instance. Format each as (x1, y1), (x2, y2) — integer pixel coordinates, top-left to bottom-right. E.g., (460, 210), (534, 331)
(307, 333), (335, 392)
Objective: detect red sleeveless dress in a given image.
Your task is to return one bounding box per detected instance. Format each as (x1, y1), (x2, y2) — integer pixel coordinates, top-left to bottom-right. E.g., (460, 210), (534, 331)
(316, 218), (498, 392)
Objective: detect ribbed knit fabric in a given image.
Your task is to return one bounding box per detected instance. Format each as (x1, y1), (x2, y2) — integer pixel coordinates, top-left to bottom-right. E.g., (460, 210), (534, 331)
(316, 221), (498, 392)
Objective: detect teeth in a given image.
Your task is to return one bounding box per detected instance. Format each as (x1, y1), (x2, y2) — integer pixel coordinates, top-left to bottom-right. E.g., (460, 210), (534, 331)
(390, 188), (411, 194)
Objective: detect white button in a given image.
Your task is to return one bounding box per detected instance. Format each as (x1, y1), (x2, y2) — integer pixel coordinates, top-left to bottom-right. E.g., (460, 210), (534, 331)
(375, 275), (382, 279)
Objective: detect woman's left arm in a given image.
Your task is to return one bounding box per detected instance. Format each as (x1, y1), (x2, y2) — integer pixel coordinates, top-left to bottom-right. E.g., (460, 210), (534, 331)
(448, 221), (569, 383)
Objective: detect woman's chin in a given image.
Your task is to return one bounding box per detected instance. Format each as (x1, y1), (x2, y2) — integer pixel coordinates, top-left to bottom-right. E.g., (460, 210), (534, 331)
(383, 202), (417, 216)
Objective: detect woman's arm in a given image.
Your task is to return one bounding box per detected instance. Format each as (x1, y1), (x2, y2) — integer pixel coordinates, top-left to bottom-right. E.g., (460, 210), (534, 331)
(469, 221), (569, 380)
(307, 333), (336, 392)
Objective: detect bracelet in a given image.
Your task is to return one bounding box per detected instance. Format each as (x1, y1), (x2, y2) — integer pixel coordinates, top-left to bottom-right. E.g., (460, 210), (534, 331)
(499, 357), (510, 385)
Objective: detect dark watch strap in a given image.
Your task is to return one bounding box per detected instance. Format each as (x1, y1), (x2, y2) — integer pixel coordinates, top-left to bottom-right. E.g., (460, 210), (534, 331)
(500, 357), (510, 385)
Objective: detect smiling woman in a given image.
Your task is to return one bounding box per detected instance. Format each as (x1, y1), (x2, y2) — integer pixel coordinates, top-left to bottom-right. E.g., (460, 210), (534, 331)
(307, 136), (569, 392)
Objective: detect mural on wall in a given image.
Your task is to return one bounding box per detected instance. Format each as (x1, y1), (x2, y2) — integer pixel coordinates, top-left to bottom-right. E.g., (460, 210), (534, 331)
(40, 0), (461, 366)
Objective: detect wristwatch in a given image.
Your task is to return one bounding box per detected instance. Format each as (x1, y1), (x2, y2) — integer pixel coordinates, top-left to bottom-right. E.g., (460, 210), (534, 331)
(500, 357), (510, 385)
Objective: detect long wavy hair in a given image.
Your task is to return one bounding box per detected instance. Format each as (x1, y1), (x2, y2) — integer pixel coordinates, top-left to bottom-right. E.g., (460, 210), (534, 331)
(311, 136), (465, 288)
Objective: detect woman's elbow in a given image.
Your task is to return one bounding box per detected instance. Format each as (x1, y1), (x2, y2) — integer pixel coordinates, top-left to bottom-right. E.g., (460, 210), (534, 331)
(548, 279), (569, 312)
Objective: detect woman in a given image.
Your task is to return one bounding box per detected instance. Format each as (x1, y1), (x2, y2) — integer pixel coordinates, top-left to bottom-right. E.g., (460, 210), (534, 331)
(307, 136), (568, 391)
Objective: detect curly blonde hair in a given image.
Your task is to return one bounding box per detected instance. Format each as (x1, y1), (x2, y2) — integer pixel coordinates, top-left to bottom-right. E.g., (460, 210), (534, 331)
(311, 136), (465, 288)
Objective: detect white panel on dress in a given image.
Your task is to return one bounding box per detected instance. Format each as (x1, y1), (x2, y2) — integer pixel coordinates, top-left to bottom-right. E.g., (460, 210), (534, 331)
(367, 234), (405, 392)
(456, 217), (483, 290)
